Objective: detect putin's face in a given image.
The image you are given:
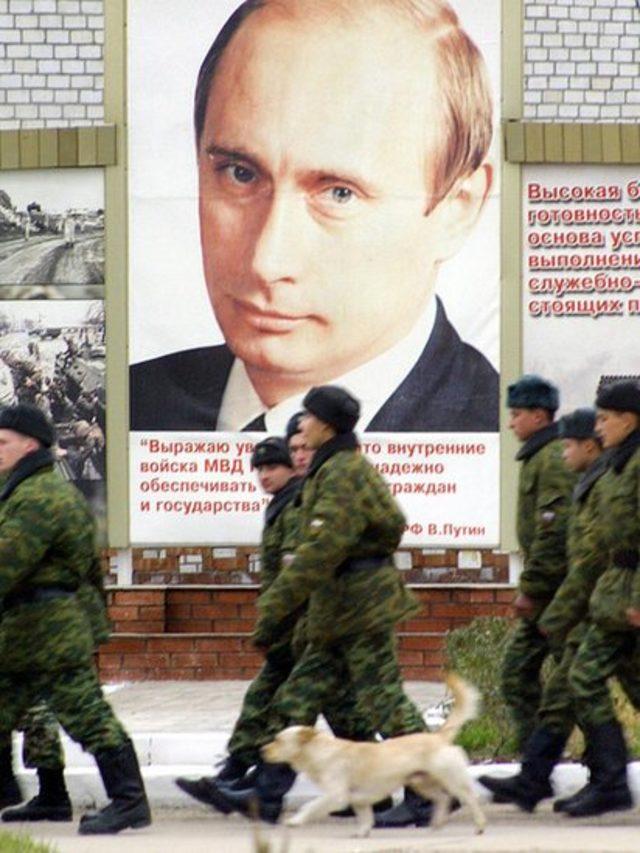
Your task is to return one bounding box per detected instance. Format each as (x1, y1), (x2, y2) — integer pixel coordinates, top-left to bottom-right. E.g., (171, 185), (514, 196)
(198, 10), (459, 387)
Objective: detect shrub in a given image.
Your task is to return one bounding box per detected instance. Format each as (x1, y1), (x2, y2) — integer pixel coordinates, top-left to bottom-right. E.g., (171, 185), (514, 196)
(0, 833), (58, 853)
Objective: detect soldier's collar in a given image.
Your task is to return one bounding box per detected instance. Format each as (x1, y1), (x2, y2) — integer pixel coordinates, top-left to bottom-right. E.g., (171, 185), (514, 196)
(305, 432), (359, 479)
(264, 476), (301, 527)
(0, 447), (55, 502)
(610, 429), (640, 474)
(516, 422), (559, 462)
(573, 451), (610, 503)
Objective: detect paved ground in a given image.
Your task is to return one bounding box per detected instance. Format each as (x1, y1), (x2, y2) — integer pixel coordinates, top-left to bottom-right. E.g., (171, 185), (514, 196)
(19, 805), (640, 853)
(5, 681), (640, 851)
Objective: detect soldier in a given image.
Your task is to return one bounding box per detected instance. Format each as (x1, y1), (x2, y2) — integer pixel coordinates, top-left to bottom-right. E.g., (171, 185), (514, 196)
(562, 379), (640, 817)
(499, 375), (575, 752)
(0, 404), (151, 835)
(479, 407), (608, 811)
(213, 385), (429, 824)
(286, 412), (313, 479)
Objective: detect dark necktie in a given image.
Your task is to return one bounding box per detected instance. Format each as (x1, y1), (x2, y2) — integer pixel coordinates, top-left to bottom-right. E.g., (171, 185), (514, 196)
(242, 413), (266, 431)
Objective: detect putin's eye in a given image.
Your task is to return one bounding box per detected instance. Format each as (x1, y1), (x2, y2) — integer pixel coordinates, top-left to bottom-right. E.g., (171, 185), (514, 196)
(228, 164), (256, 185)
(329, 186), (354, 204)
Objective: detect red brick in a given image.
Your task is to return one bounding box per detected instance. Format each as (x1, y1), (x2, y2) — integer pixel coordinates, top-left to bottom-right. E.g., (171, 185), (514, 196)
(468, 589), (496, 603)
(399, 636), (444, 651)
(398, 651), (423, 665)
(431, 603), (479, 619)
(102, 638), (148, 653)
(123, 654), (170, 669)
(215, 591), (255, 604)
(147, 637), (195, 652)
(167, 591), (212, 604)
(98, 654), (123, 670)
(195, 637), (243, 651)
(166, 604), (192, 619)
(124, 621), (165, 634)
(192, 604), (238, 619)
(170, 652), (210, 667)
(211, 619), (254, 632)
(108, 606), (140, 621)
(139, 605), (165, 620)
(114, 590), (165, 606)
(169, 621), (213, 633)
(218, 653), (264, 668)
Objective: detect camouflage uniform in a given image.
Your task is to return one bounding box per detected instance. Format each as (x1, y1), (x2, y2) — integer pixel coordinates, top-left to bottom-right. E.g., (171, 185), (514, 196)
(501, 423), (575, 748)
(0, 450), (127, 757)
(228, 476), (376, 766)
(569, 433), (640, 727)
(535, 454), (609, 736)
(253, 434), (425, 744)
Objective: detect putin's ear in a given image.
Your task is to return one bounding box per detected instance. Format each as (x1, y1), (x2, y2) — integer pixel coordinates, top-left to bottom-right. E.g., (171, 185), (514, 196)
(428, 162), (493, 263)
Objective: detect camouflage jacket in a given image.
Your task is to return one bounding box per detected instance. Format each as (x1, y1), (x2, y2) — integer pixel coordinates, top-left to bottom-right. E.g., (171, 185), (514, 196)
(516, 423), (575, 604)
(260, 476), (302, 593)
(0, 449), (97, 672)
(538, 453), (609, 643)
(589, 432), (640, 631)
(254, 433), (419, 647)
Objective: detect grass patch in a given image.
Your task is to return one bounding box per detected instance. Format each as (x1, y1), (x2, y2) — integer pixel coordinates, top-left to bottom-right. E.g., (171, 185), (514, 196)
(0, 833), (59, 853)
(445, 616), (640, 761)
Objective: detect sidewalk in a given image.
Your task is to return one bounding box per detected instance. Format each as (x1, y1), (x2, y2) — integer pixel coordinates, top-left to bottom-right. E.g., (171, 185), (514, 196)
(12, 680), (640, 809)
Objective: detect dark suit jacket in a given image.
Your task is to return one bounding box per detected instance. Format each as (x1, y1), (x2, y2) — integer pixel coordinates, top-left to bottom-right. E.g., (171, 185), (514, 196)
(130, 299), (499, 432)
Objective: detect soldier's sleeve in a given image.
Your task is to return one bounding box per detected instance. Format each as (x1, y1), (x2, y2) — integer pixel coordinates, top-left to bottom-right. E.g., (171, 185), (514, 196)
(538, 509), (604, 640)
(518, 449), (574, 601)
(0, 492), (53, 604)
(629, 464), (640, 609)
(260, 514), (284, 593)
(254, 464), (368, 645)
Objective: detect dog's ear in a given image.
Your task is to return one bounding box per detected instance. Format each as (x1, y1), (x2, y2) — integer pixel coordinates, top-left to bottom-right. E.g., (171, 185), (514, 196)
(297, 727), (317, 744)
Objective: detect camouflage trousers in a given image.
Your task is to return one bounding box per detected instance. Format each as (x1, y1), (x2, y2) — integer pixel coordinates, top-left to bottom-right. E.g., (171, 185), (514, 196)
(0, 664), (127, 756)
(255, 629), (427, 750)
(536, 633), (582, 738)
(18, 702), (64, 770)
(228, 637), (377, 765)
(501, 618), (550, 750)
(569, 624), (640, 728)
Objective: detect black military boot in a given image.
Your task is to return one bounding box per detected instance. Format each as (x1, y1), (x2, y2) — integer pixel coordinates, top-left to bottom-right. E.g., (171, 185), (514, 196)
(78, 740), (152, 835)
(2, 768), (72, 822)
(175, 755), (250, 808)
(564, 721), (633, 818)
(478, 727), (566, 812)
(206, 761), (296, 823)
(0, 746), (22, 810)
(553, 742), (593, 813)
(374, 787), (433, 828)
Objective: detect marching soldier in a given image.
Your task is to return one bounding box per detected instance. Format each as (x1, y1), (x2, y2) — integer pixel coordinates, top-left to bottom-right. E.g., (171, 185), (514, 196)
(480, 407), (608, 811)
(500, 375), (575, 751)
(213, 386), (428, 824)
(0, 404), (151, 835)
(563, 379), (640, 817)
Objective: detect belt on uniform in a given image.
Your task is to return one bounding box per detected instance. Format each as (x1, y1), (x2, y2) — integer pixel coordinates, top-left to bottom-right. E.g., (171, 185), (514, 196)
(335, 556), (387, 578)
(612, 549), (639, 570)
(4, 586), (77, 610)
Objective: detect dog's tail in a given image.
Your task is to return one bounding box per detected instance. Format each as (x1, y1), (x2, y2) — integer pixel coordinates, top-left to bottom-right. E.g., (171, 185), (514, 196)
(438, 673), (480, 742)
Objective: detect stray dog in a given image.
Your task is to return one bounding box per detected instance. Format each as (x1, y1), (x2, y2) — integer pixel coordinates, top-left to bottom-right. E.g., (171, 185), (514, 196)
(262, 673), (485, 837)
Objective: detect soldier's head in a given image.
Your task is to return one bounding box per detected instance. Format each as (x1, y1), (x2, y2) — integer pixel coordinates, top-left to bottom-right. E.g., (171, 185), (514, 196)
(286, 411), (314, 477)
(195, 0), (494, 390)
(251, 436), (294, 493)
(0, 403), (55, 474)
(595, 379), (640, 449)
(507, 375), (559, 442)
(300, 385), (360, 449)
(559, 407), (601, 472)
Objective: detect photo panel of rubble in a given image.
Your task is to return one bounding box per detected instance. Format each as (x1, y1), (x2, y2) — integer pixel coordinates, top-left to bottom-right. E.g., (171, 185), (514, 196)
(0, 299), (107, 539)
(0, 169), (104, 298)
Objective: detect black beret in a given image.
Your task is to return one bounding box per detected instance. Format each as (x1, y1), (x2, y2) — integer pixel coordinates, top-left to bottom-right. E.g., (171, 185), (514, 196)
(507, 374), (559, 412)
(303, 385), (360, 433)
(0, 403), (55, 447)
(596, 379), (640, 415)
(250, 437), (292, 469)
(559, 408), (597, 440)
(285, 411), (304, 441)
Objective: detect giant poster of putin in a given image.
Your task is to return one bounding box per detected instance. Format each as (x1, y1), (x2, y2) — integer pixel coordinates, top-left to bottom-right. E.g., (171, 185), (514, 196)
(128, 0), (501, 545)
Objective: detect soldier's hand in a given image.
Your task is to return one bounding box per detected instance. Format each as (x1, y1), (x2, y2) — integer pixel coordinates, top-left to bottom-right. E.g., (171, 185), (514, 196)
(513, 593), (537, 619)
(626, 607), (640, 628)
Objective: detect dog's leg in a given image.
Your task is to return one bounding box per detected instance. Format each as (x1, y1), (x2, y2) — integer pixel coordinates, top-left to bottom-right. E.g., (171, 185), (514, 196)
(285, 792), (349, 828)
(428, 753), (487, 835)
(352, 804), (374, 838)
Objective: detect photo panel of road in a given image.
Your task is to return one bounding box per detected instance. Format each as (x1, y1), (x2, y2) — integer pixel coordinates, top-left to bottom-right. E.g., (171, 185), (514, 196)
(0, 169), (104, 299)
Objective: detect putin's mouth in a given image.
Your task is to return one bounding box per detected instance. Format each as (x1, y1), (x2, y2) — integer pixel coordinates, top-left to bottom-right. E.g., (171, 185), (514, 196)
(234, 300), (310, 334)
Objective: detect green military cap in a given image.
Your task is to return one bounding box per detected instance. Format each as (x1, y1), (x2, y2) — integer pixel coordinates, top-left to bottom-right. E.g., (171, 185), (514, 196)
(507, 374), (559, 412)
(596, 379), (640, 415)
(559, 407), (596, 440)
(303, 385), (360, 433)
(251, 437), (292, 469)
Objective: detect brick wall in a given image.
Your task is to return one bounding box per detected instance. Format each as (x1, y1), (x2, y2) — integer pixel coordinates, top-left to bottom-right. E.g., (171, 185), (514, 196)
(0, 0), (103, 129)
(97, 585), (513, 682)
(524, 0), (640, 120)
